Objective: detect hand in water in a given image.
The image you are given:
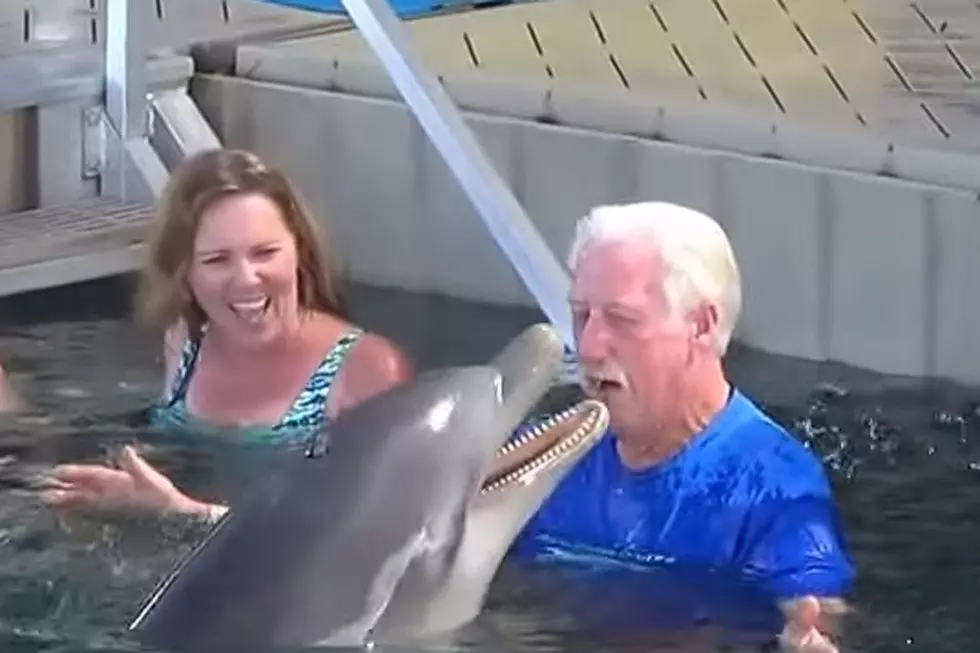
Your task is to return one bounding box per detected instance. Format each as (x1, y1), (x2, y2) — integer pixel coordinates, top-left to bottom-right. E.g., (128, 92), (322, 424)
(779, 596), (842, 653)
(40, 445), (197, 516)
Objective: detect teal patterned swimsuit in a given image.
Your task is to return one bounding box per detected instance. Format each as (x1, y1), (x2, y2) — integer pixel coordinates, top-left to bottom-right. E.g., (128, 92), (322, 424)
(147, 328), (364, 443)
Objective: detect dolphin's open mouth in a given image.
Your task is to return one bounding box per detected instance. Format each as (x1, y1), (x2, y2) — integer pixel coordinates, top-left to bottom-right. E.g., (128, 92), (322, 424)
(481, 399), (607, 494)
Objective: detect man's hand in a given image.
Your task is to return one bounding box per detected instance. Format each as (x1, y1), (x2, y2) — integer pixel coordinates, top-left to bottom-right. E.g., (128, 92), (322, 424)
(778, 596), (848, 653)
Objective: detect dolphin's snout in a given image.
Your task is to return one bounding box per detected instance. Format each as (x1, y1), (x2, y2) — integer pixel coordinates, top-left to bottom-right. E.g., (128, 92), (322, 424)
(489, 324), (566, 440)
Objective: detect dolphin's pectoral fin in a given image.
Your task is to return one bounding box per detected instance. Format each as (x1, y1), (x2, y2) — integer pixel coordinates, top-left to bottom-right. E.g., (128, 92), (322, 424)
(315, 526), (434, 647)
(357, 505), (470, 643)
(410, 503), (468, 579)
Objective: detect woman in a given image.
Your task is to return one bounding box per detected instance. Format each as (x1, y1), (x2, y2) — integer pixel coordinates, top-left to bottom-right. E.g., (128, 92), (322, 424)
(41, 149), (414, 520)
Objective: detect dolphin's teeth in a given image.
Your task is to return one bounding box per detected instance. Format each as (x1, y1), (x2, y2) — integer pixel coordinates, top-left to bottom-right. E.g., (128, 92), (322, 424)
(483, 404), (606, 495)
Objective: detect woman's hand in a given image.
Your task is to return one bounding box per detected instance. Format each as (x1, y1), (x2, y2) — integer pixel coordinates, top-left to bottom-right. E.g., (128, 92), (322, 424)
(40, 445), (203, 517)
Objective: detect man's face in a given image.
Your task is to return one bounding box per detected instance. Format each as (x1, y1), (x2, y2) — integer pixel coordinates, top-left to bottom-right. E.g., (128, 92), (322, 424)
(569, 240), (692, 439)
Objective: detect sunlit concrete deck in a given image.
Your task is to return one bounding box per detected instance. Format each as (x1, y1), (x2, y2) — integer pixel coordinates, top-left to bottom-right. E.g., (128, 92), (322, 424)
(236, 0), (980, 155)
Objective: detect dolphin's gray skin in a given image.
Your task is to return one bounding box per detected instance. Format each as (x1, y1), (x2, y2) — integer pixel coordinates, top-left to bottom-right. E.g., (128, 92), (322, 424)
(128, 324), (608, 652)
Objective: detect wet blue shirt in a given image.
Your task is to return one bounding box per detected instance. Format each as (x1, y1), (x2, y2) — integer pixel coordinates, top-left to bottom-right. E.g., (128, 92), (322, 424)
(510, 388), (855, 602)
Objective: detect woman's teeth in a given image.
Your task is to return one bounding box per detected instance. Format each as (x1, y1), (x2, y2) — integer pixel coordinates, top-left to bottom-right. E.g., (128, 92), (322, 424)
(230, 298), (270, 323)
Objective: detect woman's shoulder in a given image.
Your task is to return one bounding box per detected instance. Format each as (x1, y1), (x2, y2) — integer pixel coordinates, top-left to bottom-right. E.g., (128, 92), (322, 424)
(343, 329), (415, 388)
(328, 324), (414, 413)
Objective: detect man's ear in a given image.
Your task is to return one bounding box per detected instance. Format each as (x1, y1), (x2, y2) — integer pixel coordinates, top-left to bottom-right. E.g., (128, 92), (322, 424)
(688, 302), (719, 349)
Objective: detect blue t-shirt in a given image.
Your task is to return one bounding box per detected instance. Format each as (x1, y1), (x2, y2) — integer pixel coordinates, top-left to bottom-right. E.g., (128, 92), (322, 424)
(510, 388), (855, 602)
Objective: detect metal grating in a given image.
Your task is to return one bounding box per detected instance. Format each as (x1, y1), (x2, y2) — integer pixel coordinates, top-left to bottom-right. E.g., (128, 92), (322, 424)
(255, 0), (980, 152)
(0, 198), (153, 270)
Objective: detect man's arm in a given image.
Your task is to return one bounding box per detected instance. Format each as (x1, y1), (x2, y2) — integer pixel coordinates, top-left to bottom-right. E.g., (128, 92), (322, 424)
(739, 495), (855, 651)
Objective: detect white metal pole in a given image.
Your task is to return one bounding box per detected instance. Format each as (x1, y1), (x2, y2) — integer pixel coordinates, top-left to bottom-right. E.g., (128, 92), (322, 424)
(104, 0), (147, 199)
(336, 0), (576, 350)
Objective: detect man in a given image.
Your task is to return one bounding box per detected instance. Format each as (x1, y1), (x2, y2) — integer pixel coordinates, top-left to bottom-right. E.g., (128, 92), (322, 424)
(511, 201), (853, 652)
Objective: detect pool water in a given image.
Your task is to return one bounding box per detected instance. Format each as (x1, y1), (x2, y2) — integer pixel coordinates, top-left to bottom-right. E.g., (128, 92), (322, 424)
(0, 275), (976, 653)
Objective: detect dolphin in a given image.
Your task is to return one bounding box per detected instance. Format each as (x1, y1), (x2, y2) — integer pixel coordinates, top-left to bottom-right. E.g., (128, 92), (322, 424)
(128, 323), (609, 652)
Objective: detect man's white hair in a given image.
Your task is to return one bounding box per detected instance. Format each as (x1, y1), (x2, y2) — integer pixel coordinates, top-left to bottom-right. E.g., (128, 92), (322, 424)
(566, 201), (742, 356)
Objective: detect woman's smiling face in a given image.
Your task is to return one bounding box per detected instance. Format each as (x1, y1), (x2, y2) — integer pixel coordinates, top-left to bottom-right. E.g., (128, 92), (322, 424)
(188, 192), (301, 348)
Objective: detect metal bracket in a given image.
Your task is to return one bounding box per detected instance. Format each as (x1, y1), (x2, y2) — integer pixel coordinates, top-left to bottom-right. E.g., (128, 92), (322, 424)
(81, 105), (106, 179)
(147, 89), (222, 171)
(144, 93), (157, 139)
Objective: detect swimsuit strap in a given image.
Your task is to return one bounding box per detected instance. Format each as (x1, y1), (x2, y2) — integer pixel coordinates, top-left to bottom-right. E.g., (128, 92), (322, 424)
(164, 334), (202, 407)
(276, 327), (365, 432)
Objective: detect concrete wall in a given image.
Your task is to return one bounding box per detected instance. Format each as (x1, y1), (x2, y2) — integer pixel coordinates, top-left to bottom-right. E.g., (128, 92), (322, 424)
(191, 73), (980, 386)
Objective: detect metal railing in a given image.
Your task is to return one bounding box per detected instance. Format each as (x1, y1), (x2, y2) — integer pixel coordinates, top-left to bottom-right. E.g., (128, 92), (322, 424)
(101, 0), (219, 201)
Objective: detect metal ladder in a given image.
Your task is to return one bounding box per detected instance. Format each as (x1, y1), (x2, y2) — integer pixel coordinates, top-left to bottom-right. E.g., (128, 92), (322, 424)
(0, 0), (225, 297)
(0, 0), (579, 374)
